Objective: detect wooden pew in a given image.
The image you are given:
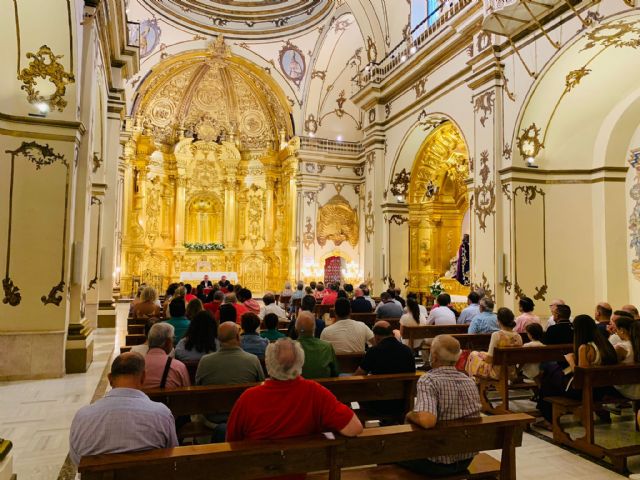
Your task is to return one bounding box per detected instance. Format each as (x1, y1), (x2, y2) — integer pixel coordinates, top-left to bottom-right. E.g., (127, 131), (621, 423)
(78, 413), (533, 480)
(144, 373), (421, 421)
(476, 344), (572, 414)
(400, 324), (469, 352)
(336, 353), (364, 373)
(125, 334), (146, 346)
(548, 363), (640, 472)
(450, 333), (526, 351)
(350, 312), (377, 327)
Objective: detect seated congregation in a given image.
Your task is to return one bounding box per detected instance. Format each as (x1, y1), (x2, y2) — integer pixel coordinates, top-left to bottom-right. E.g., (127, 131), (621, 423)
(73, 280), (640, 478)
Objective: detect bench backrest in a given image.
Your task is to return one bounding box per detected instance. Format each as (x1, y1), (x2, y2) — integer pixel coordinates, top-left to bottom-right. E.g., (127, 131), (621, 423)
(573, 363), (640, 389)
(144, 373), (421, 417)
(78, 413), (533, 480)
(492, 344), (573, 365)
(400, 324), (469, 345)
(336, 353), (364, 373)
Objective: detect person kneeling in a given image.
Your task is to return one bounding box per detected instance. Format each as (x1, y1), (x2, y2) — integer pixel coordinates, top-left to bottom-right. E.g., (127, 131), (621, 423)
(402, 335), (481, 476)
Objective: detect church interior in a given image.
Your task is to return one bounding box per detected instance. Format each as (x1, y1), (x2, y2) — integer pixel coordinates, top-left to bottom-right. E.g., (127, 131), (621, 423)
(1, 0), (640, 478)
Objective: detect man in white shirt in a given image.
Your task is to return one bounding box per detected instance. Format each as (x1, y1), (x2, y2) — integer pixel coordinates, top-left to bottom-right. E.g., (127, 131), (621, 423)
(427, 293), (456, 325)
(546, 298), (566, 329)
(260, 293), (288, 321)
(321, 298), (374, 354)
(457, 292), (480, 325)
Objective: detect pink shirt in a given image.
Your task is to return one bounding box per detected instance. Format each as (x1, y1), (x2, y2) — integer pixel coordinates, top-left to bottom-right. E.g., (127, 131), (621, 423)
(514, 312), (541, 333)
(143, 348), (191, 389)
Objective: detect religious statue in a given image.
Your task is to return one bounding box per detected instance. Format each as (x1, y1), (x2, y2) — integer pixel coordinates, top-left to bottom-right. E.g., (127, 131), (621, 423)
(455, 234), (470, 285)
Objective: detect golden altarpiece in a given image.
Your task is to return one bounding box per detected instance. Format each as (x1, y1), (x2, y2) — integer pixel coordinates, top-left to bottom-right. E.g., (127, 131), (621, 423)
(120, 39), (298, 295)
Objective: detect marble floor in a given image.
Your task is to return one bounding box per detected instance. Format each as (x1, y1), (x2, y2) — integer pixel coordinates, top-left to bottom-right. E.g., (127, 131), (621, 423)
(0, 304), (127, 480)
(0, 304), (636, 479)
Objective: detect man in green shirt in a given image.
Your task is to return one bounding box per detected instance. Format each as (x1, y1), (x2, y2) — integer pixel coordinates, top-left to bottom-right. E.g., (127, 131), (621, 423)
(260, 313), (286, 342)
(164, 297), (190, 345)
(296, 311), (339, 379)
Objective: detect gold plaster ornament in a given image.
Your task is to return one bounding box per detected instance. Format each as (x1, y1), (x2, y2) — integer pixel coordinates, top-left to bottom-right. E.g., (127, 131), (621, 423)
(17, 45), (75, 112)
(316, 195), (359, 248)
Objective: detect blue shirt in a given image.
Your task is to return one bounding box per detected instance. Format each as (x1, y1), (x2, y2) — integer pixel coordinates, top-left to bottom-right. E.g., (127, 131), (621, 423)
(69, 388), (177, 465)
(458, 304), (480, 325)
(164, 316), (190, 345)
(241, 332), (269, 357)
(468, 311), (499, 334)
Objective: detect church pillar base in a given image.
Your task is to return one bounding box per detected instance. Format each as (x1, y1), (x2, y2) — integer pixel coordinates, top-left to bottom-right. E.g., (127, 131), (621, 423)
(0, 439), (14, 480)
(97, 300), (117, 328)
(0, 332), (65, 380)
(65, 320), (95, 374)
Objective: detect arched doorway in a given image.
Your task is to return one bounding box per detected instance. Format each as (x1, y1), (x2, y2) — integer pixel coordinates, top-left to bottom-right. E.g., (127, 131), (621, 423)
(408, 122), (470, 295)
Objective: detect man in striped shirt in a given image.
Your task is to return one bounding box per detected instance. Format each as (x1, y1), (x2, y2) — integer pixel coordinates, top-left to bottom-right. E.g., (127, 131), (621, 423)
(403, 335), (481, 476)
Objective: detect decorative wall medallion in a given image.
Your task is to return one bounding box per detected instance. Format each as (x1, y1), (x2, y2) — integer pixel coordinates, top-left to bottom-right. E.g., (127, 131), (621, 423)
(303, 216), (315, 249)
(353, 165), (364, 176)
(534, 284), (548, 301)
(503, 142), (512, 160)
(417, 110), (447, 132)
(366, 151), (375, 173)
(473, 273), (493, 300)
(279, 41), (305, 86)
(138, 19), (161, 58)
(305, 162), (317, 173)
(4, 142), (69, 307)
(311, 70), (326, 80)
(304, 114), (318, 134)
(516, 123), (543, 161)
(583, 19), (640, 51)
(390, 168), (410, 198)
(476, 31), (491, 52)
(473, 150), (495, 232)
(316, 164), (326, 174)
(316, 195), (359, 247)
(473, 91), (495, 127)
(368, 108), (376, 124)
(513, 282), (526, 300)
(365, 191), (374, 243)
(501, 183), (512, 201)
(385, 103), (391, 118)
(17, 45), (75, 112)
(503, 276), (512, 295)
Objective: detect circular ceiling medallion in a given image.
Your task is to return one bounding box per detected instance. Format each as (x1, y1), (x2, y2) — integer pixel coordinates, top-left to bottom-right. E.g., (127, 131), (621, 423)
(140, 0), (333, 39)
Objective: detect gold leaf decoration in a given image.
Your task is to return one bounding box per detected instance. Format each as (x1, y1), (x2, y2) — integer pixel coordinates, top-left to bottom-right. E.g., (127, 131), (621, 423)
(317, 195), (359, 248)
(17, 45), (75, 111)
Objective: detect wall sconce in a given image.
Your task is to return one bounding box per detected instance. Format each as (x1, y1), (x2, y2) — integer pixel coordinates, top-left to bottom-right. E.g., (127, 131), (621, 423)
(517, 123), (543, 169)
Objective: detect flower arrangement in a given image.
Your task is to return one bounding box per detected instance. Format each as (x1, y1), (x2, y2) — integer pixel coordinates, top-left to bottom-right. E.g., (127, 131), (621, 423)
(429, 280), (444, 297)
(183, 242), (225, 251)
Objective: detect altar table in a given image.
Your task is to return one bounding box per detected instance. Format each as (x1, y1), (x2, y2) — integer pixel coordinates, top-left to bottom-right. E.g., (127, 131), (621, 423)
(179, 272), (238, 283)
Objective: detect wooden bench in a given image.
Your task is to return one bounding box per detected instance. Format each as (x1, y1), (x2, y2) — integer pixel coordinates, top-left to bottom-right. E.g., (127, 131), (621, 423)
(476, 344), (572, 414)
(400, 324), (469, 352)
(145, 373), (421, 440)
(350, 312), (377, 327)
(547, 363), (640, 472)
(449, 333), (527, 352)
(78, 413), (533, 480)
(336, 353), (364, 373)
(125, 334), (146, 346)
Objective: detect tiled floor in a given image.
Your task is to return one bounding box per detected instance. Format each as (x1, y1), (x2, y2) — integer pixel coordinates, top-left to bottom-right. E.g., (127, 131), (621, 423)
(0, 305), (637, 479)
(0, 304), (127, 480)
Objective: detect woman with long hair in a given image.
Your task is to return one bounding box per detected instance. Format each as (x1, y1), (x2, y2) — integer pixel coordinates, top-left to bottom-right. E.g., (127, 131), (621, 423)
(571, 314), (617, 368)
(132, 286), (161, 319)
(185, 297), (204, 320)
(175, 310), (218, 362)
(612, 318), (640, 400)
(399, 297), (426, 349)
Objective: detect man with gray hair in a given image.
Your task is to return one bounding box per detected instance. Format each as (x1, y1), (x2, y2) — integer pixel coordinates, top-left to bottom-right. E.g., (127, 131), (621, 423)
(402, 335), (480, 476)
(142, 322), (190, 388)
(468, 297), (499, 334)
(226, 338), (363, 444)
(69, 352), (177, 465)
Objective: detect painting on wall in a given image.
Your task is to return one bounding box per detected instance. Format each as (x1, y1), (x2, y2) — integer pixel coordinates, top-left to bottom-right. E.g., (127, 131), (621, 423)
(279, 41), (306, 86)
(137, 19), (162, 58)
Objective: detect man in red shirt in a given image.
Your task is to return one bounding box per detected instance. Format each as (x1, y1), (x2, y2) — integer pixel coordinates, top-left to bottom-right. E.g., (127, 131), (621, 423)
(320, 283), (339, 306)
(203, 290), (224, 318)
(226, 338), (363, 479)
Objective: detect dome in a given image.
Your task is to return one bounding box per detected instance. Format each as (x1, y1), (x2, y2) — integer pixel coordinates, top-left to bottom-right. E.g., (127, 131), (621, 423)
(135, 40), (292, 148)
(138, 0), (333, 39)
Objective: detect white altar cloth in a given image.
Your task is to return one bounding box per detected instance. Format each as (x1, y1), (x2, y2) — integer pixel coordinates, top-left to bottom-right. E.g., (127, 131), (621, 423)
(179, 272), (238, 283)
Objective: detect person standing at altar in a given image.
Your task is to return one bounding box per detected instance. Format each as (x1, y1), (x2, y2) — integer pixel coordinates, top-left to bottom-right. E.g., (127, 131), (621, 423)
(219, 275), (232, 293)
(200, 275), (213, 288)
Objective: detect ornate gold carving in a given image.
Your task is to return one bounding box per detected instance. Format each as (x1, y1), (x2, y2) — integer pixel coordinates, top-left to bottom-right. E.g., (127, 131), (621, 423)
(583, 20), (640, 51)
(303, 216), (314, 249)
(17, 45), (75, 111)
(516, 123), (543, 160)
(366, 36), (377, 63)
(317, 194), (359, 248)
(303, 191), (316, 206)
(473, 273), (493, 301)
(2, 278), (20, 306)
(364, 191), (374, 243)
(92, 152), (102, 173)
(473, 150), (495, 232)
(388, 214), (408, 225)
(417, 111), (447, 132)
(413, 77), (428, 98)
(390, 168), (410, 198)
(565, 67), (591, 93)
(41, 281), (64, 306)
(473, 91), (495, 127)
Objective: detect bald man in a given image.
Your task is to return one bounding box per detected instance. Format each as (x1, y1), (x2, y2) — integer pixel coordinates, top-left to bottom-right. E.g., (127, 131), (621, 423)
(355, 321), (415, 376)
(295, 311), (339, 378)
(402, 335), (480, 476)
(622, 304), (640, 320)
(226, 338), (362, 443)
(595, 302), (613, 338)
(69, 353), (177, 465)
